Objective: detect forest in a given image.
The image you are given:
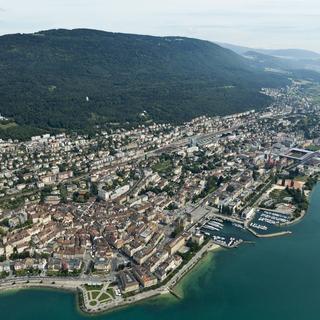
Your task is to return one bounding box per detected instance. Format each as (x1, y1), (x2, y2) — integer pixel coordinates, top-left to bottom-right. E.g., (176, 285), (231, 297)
(0, 29), (290, 139)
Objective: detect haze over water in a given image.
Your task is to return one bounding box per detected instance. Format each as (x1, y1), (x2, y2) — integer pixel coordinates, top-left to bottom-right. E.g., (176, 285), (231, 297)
(2, 184), (320, 320)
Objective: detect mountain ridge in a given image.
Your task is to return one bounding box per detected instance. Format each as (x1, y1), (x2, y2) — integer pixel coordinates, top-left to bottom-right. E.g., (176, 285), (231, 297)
(0, 28), (289, 138)
(217, 42), (320, 60)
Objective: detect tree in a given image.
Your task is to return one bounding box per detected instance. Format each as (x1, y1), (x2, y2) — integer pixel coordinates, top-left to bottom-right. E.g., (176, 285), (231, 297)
(252, 170), (259, 181)
(226, 185), (235, 193)
(217, 176), (224, 187)
(58, 185), (68, 203)
(90, 182), (98, 196)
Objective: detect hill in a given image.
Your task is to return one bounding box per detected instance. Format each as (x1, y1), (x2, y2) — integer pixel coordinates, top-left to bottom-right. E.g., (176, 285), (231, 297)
(243, 51), (320, 75)
(264, 48), (320, 60)
(219, 42), (320, 73)
(0, 29), (289, 138)
(218, 42), (320, 60)
(244, 51), (295, 71)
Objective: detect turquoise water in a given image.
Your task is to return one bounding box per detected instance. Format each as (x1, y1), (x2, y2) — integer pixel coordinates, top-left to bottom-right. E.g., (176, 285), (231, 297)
(2, 184), (320, 320)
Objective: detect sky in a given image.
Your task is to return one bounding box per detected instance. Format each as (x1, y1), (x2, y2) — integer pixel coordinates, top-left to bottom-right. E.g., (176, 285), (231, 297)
(0, 0), (319, 52)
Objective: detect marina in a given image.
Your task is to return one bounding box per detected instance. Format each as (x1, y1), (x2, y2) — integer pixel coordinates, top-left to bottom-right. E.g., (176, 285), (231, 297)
(248, 209), (291, 235)
(200, 218), (248, 248)
(201, 208), (294, 247)
(2, 183), (320, 320)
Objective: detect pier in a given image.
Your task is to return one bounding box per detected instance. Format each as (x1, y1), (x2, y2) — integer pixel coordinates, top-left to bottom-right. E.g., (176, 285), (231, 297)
(247, 227), (292, 238)
(211, 213), (245, 225)
(169, 288), (182, 299)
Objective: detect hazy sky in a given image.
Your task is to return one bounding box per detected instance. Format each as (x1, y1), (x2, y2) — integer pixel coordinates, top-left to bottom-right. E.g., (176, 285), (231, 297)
(0, 0), (319, 51)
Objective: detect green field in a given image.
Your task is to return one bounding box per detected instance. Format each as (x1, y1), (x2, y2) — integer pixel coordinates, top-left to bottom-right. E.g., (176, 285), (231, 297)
(269, 189), (292, 203)
(306, 84), (320, 104)
(83, 284), (115, 307)
(84, 284), (103, 291)
(0, 121), (17, 130)
(107, 288), (115, 299)
(295, 175), (309, 182)
(90, 291), (100, 299)
(152, 160), (173, 175)
(306, 145), (320, 151)
(98, 292), (110, 302)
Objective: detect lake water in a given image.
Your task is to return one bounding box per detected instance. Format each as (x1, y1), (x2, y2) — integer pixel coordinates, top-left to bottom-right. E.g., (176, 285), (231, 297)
(1, 183), (320, 320)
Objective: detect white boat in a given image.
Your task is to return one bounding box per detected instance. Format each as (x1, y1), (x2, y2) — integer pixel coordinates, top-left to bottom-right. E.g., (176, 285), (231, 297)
(203, 225), (220, 231)
(208, 221), (224, 228)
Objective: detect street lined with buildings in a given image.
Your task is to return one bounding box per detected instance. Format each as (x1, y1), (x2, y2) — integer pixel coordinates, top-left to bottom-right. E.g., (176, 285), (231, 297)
(0, 83), (320, 313)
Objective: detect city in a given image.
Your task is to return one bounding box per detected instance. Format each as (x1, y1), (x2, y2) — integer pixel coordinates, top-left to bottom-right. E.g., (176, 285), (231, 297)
(0, 82), (319, 313)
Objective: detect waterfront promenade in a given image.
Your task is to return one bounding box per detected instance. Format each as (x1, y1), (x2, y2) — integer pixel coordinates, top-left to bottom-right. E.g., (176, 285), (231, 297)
(0, 241), (220, 314)
(0, 277), (83, 292)
(81, 241), (220, 314)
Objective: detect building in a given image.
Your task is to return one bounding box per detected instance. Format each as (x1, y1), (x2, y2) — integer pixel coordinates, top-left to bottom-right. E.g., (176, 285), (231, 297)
(118, 270), (140, 293)
(277, 179), (306, 190)
(192, 233), (204, 246)
(132, 266), (157, 288)
(166, 236), (186, 255)
(94, 258), (111, 273)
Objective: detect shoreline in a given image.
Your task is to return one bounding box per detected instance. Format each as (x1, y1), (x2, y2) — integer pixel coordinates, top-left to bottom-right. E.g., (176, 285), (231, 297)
(0, 285), (77, 299)
(0, 276), (85, 297)
(79, 241), (221, 314)
(247, 228), (292, 238)
(1, 183), (315, 315)
(0, 279), (79, 294)
(0, 242), (221, 315)
(1, 184), (316, 314)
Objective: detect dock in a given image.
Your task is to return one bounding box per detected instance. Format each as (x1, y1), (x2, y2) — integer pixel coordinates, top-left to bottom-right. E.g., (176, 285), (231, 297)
(169, 288), (182, 299)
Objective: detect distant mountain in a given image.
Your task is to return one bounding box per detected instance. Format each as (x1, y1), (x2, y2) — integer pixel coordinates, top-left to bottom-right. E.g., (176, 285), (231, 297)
(264, 49), (320, 60)
(0, 29), (289, 136)
(241, 51), (320, 83)
(243, 51), (296, 71)
(218, 42), (320, 60)
(218, 42), (320, 74)
(217, 43), (259, 55)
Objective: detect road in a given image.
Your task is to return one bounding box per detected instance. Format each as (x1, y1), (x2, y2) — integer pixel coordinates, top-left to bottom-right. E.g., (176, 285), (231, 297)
(81, 240), (219, 314)
(166, 241), (215, 289)
(1, 124), (243, 204)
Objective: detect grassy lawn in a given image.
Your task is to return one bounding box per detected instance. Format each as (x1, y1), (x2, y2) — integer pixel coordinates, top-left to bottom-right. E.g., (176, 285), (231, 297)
(207, 185), (218, 194)
(314, 97), (320, 104)
(0, 197), (25, 210)
(152, 160), (173, 175)
(269, 189), (291, 203)
(0, 122), (17, 130)
(98, 292), (110, 302)
(306, 83), (320, 104)
(107, 288), (115, 299)
(0, 272), (9, 279)
(306, 145), (320, 152)
(295, 175), (308, 182)
(84, 284), (103, 291)
(91, 291), (100, 299)
(84, 285), (115, 306)
(14, 270), (28, 277)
